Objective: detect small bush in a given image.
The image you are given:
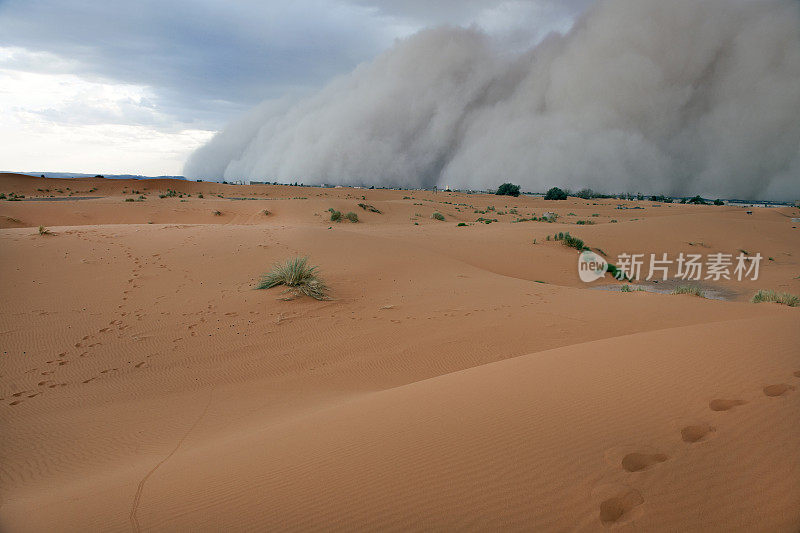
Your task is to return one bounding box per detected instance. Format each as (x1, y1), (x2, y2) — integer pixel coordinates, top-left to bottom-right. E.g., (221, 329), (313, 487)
(344, 211), (359, 223)
(432, 212), (445, 221)
(357, 203), (381, 213)
(620, 285), (633, 292)
(329, 209), (342, 222)
(751, 290), (799, 307)
(576, 220), (594, 225)
(38, 225), (50, 235)
(714, 199), (724, 206)
(544, 187), (568, 200)
(124, 198), (135, 202)
(457, 222), (467, 227)
(553, 232), (586, 251)
(673, 286), (706, 298)
(496, 183), (521, 197)
(198, 193), (204, 198)
(257, 257), (329, 300)
(263, 209), (270, 215)
(213, 210), (222, 216)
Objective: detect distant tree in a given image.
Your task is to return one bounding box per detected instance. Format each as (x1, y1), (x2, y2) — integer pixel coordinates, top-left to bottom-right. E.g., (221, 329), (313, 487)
(713, 199), (724, 206)
(544, 187), (568, 200)
(687, 195), (708, 205)
(496, 183), (521, 197)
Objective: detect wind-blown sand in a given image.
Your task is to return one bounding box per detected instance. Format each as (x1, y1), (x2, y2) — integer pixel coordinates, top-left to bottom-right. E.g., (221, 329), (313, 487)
(1, 173), (798, 531)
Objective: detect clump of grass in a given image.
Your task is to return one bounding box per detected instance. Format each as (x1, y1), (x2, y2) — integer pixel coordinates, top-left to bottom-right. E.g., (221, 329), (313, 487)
(212, 210), (222, 216)
(620, 285), (633, 292)
(357, 203), (381, 214)
(328, 208), (342, 222)
(124, 198), (135, 202)
(198, 193), (204, 198)
(263, 209), (270, 215)
(576, 220), (595, 225)
(673, 285), (706, 298)
(457, 222), (467, 227)
(257, 257), (329, 300)
(344, 211), (359, 223)
(38, 225), (51, 235)
(553, 232), (587, 251)
(432, 212), (445, 221)
(751, 290), (799, 307)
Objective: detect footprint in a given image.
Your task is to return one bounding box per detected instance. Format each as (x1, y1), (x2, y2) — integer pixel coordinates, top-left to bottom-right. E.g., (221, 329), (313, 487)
(709, 399), (746, 412)
(621, 452), (668, 472)
(600, 488), (644, 526)
(763, 384), (794, 397)
(681, 424), (714, 443)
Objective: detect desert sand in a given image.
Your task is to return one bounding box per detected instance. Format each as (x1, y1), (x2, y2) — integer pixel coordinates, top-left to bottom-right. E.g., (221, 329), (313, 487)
(1, 172), (798, 531)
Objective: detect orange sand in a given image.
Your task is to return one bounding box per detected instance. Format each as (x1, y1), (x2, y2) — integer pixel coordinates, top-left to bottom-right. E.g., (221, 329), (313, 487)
(1, 173), (798, 531)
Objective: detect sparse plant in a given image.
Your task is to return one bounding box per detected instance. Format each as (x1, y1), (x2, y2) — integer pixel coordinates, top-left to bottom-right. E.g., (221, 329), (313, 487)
(673, 285), (706, 298)
(357, 203), (381, 213)
(257, 256), (329, 300)
(432, 212), (445, 221)
(38, 225), (50, 235)
(345, 211), (359, 223)
(620, 285), (633, 292)
(329, 208), (342, 222)
(751, 290), (799, 307)
(457, 222), (467, 227)
(213, 210), (222, 216)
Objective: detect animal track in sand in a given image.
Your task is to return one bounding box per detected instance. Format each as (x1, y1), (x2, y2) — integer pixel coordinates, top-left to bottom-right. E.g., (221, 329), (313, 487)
(621, 452), (668, 472)
(709, 399), (747, 411)
(599, 488), (644, 526)
(681, 424), (714, 443)
(763, 384), (794, 397)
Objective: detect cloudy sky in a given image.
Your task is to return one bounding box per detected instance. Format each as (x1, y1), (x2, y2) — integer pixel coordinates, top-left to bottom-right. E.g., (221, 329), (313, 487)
(0, 0), (589, 176)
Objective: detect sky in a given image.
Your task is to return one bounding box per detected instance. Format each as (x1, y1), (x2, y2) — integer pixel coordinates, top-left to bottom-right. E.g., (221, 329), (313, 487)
(0, 0), (589, 176)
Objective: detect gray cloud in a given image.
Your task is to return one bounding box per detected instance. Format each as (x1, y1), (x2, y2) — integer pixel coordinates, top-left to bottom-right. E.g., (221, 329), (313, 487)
(186, 0), (800, 200)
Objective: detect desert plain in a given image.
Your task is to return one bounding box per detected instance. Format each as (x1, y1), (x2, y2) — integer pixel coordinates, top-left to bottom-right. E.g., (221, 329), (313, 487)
(1, 172), (799, 531)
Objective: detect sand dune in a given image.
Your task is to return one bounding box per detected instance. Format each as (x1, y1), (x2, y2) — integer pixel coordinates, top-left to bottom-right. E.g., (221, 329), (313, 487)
(1, 173), (798, 531)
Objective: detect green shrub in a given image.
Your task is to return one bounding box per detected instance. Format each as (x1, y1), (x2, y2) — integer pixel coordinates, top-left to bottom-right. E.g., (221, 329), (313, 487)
(257, 257), (329, 300)
(213, 210), (222, 216)
(496, 183), (521, 197)
(751, 290), (799, 307)
(329, 209), (342, 222)
(457, 222), (467, 227)
(673, 285), (706, 298)
(544, 187), (568, 200)
(432, 212), (445, 221)
(553, 232), (586, 251)
(344, 211), (359, 223)
(124, 198), (135, 202)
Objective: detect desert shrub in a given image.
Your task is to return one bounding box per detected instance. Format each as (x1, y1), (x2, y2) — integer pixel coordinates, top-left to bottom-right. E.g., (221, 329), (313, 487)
(620, 285), (633, 292)
(213, 210), (222, 216)
(38, 225), (50, 235)
(263, 209), (270, 215)
(257, 256), (329, 300)
(357, 203), (381, 213)
(344, 211), (359, 223)
(544, 187), (568, 200)
(673, 285), (706, 298)
(496, 183), (520, 197)
(714, 199), (724, 206)
(329, 208), (342, 222)
(432, 212), (445, 221)
(576, 220), (594, 225)
(553, 232), (587, 251)
(198, 193), (204, 198)
(751, 290), (799, 307)
(457, 222), (467, 227)
(124, 198), (135, 202)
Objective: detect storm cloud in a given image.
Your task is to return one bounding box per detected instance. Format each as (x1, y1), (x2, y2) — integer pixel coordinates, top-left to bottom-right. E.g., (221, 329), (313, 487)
(186, 0), (800, 200)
